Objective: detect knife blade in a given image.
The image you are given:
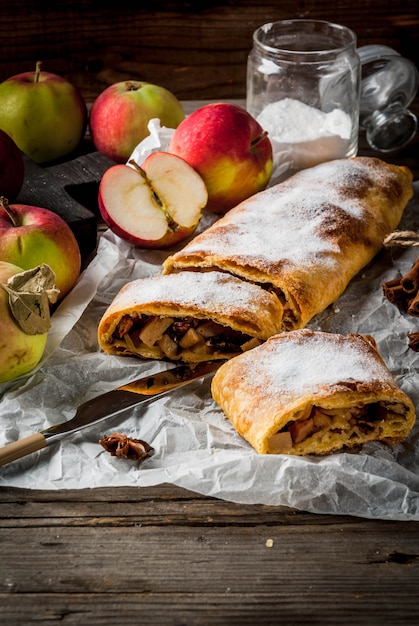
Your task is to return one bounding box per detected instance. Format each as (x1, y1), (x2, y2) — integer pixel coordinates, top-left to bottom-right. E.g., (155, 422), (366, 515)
(0, 359), (225, 467)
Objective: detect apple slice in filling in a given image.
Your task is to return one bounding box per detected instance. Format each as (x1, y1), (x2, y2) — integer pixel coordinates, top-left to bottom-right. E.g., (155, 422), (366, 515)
(112, 314), (262, 362)
(268, 401), (410, 454)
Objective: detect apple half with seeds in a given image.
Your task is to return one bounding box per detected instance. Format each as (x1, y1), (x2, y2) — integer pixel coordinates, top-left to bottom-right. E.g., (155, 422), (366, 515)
(98, 152), (208, 249)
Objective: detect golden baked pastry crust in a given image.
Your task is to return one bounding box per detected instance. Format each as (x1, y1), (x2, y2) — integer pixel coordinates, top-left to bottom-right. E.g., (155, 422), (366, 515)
(163, 157), (413, 330)
(211, 330), (416, 455)
(97, 270), (283, 363)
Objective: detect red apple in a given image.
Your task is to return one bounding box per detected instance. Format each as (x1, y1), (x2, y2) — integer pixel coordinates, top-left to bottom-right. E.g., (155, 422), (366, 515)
(168, 102), (273, 213)
(0, 199), (81, 300)
(0, 62), (87, 163)
(0, 130), (25, 200)
(89, 80), (185, 163)
(98, 152), (208, 248)
(0, 261), (48, 383)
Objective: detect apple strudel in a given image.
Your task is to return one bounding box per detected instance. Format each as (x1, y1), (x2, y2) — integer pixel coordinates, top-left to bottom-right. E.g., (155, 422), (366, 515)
(211, 330), (416, 456)
(163, 157), (413, 331)
(97, 270), (283, 362)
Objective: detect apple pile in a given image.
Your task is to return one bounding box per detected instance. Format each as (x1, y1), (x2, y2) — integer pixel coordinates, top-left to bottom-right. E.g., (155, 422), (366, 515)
(0, 61), (87, 163)
(98, 152), (208, 248)
(0, 198), (81, 301)
(168, 102), (273, 213)
(97, 102), (273, 247)
(89, 80), (185, 163)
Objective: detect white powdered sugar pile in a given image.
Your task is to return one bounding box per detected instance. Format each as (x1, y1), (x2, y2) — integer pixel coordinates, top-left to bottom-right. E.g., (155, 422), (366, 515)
(257, 98), (353, 181)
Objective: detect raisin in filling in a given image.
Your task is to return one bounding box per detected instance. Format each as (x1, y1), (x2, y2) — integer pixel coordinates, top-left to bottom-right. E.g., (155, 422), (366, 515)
(112, 315), (261, 360)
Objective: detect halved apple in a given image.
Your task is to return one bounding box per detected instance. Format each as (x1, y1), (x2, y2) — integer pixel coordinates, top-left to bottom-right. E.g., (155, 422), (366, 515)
(98, 151), (208, 248)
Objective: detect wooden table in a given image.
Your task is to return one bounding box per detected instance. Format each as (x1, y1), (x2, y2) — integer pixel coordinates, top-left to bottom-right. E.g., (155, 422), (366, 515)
(2, 484), (419, 625)
(1, 101), (419, 625)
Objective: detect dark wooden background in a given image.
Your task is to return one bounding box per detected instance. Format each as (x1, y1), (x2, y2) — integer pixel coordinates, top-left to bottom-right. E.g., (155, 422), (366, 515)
(0, 0), (418, 104)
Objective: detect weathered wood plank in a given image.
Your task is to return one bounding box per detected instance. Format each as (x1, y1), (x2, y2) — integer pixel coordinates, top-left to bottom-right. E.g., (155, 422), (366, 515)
(0, 484), (334, 526)
(1, 517), (419, 624)
(0, 1), (418, 103)
(1, 592), (415, 626)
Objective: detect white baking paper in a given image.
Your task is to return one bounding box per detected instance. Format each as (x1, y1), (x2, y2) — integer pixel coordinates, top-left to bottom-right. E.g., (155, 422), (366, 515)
(0, 140), (419, 521)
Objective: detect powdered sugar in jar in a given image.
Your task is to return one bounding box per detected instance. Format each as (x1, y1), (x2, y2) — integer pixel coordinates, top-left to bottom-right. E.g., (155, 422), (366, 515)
(247, 20), (361, 183)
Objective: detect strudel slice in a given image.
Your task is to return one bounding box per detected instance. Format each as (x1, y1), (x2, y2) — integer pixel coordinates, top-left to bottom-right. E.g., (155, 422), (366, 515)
(211, 330), (416, 455)
(98, 270), (283, 363)
(163, 157), (413, 330)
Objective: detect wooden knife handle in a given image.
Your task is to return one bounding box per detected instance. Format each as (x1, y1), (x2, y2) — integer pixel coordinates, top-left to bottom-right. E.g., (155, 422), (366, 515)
(0, 433), (47, 467)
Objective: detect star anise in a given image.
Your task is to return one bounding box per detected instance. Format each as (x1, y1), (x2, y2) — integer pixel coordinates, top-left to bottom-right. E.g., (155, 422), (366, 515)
(99, 432), (154, 461)
(407, 332), (419, 352)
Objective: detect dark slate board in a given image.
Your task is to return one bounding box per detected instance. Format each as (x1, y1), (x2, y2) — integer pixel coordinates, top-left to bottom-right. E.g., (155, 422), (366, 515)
(16, 149), (115, 262)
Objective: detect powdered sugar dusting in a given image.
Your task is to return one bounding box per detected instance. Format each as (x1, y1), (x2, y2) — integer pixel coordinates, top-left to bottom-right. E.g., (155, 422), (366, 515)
(175, 158), (382, 269)
(240, 331), (394, 398)
(117, 270), (277, 316)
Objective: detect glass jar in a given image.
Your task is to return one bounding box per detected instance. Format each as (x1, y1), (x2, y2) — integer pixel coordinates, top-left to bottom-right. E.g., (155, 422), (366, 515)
(247, 19), (361, 182)
(358, 45), (418, 153)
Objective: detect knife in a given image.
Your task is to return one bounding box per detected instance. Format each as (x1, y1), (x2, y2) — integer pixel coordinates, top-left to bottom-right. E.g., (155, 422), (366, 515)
(0, 359), (225, 467)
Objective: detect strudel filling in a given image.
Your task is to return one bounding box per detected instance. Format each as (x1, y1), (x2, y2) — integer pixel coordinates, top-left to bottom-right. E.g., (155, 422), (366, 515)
(110, 313), (262, 361)
(268, 400), (410, 455)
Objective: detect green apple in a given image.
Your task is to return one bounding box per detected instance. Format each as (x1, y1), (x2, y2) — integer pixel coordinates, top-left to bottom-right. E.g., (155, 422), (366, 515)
(89, 80), (185, 163)
(0, 198), (81, 300)
(0, 62), (87, 163)
(0, 261), (48, 383)
(169, 102), (273, 213)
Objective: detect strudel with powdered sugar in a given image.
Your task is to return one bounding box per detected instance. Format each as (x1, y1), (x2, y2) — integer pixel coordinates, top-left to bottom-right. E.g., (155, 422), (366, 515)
(98, 270), (283, 363)
(211, 330), (416, 455)
(163, 157), (413, 330)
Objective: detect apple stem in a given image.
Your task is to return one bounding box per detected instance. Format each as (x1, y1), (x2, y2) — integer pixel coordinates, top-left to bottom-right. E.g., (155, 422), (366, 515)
(128, 161), (159, 201)
(125, 81), (141, 91)
(128, 159), (147, 179)
(34, 61), (42, 83)
(251, 130), (269, 149)
(0, 196), (20, 227)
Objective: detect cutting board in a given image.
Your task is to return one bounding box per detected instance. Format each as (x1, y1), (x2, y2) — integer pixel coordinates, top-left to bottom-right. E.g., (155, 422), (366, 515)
(16, 148), (114, 262)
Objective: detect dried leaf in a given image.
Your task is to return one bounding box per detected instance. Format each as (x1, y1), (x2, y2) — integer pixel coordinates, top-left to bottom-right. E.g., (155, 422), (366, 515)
(0, 264), (60, 335)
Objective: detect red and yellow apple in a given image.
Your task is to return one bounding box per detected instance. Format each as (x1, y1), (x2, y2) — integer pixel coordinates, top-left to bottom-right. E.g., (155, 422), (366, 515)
(0, 130), (25, 200)
(0, 261), (48, 383)
(168, 102), (273, 213)
(89, 80), (185, 163)
(0, 199), (81, 300)
(0, 62), (87, 163)
(98, 151), (208, 248)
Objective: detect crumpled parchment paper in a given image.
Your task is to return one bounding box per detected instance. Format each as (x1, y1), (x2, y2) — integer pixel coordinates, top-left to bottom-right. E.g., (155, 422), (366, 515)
(1, 120), (419, 522)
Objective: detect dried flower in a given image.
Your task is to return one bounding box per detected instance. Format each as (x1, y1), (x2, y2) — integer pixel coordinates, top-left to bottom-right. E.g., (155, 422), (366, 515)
(0, 263), (59, 334)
